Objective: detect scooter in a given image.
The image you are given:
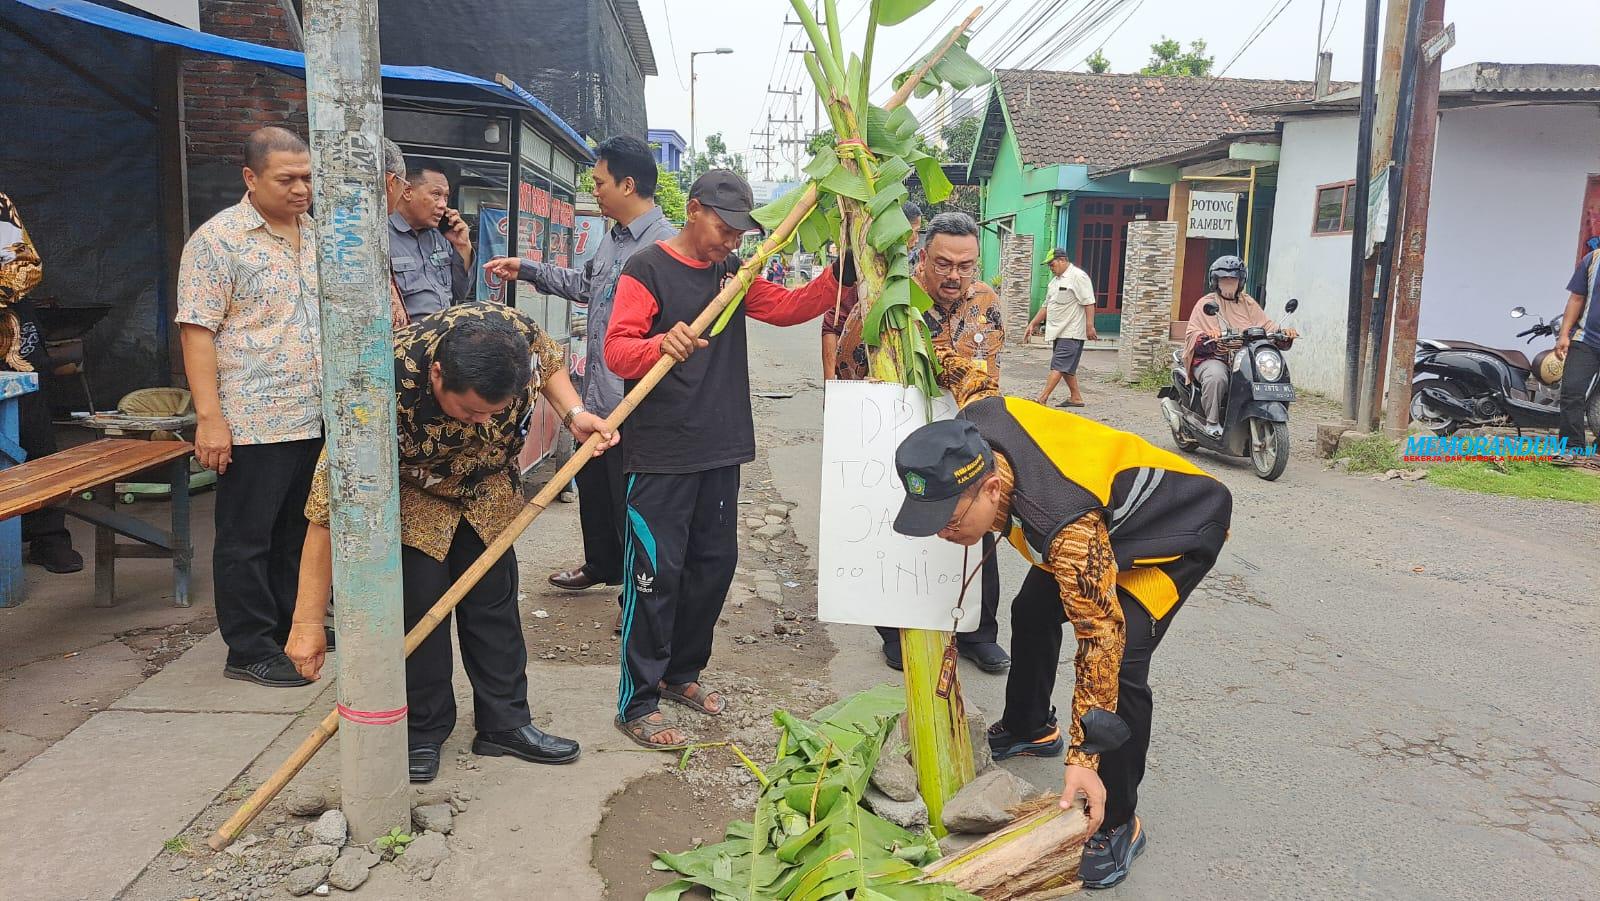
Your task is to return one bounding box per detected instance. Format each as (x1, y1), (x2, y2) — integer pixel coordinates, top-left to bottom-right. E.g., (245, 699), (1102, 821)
(1159, 299), (1299, 481)
(1410, 306), (1600, 437)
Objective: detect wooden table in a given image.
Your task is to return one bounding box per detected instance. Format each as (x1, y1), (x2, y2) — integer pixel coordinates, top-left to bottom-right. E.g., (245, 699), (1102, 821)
(0, 438), (195, 608)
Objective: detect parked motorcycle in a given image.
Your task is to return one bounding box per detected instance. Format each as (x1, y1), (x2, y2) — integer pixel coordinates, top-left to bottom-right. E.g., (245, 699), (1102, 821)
(1159, 298), (1299, 480)
(1410, 306), (1600, 437)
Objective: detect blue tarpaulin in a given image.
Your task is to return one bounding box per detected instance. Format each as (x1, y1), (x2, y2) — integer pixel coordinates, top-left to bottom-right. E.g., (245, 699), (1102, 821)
(8, 0), (594, 160)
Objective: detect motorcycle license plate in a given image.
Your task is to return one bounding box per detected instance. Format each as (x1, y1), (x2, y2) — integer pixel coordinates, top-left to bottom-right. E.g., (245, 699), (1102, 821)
(1253, 383), (1295, 401)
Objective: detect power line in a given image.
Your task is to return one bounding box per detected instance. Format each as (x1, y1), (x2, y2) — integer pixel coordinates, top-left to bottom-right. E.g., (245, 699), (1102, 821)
(656, 0), (689, 91)
(1138, 0), (1304, 142)
(1319, 0), (1344, 52)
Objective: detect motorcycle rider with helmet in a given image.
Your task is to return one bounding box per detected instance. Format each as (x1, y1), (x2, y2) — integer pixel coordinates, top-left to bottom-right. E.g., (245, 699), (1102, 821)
(1181, 256), (1296, 439)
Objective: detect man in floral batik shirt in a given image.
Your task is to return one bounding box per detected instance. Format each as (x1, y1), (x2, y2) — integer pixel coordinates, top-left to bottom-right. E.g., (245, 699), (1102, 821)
(829, 211), (1010, 674)
(177, 127), (324, 688)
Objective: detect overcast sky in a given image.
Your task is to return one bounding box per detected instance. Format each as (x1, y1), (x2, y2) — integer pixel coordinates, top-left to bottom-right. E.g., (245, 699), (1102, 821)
(638, 0), (1597, 179)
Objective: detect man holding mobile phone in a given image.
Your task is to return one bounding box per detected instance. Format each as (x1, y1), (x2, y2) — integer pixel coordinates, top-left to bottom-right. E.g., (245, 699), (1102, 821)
(388, 156), (473, 320)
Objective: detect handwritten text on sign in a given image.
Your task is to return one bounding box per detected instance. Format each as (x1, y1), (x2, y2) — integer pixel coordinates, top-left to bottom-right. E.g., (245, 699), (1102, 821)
(817, 381), (977, 632)
(1187, 191), (1240, 240)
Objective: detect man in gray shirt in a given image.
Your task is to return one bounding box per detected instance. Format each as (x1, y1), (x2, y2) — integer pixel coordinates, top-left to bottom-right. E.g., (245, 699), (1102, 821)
(484, 136), (675, 595)
(389, 157), (473, 320)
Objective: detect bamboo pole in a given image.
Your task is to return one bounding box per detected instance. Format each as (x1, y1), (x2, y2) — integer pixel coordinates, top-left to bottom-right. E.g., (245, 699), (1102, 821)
(206, 17), (981, 850)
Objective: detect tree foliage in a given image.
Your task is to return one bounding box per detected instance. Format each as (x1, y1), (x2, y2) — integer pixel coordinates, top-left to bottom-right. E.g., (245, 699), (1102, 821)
(1140, 37), (1214, 77)
(655, 163), (687, 223)
(679, 132), (749, 191)
(940, 115), (980, 165)
(1086, 49), (1111, 73)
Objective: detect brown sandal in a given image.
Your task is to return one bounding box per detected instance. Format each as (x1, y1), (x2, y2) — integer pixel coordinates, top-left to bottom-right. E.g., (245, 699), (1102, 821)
(615, 712), (690, 750)
(659, 681), (727, 716)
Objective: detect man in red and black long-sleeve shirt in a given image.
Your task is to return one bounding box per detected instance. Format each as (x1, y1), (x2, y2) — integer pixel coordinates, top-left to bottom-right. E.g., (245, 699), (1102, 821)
(604, 170), (851, 748)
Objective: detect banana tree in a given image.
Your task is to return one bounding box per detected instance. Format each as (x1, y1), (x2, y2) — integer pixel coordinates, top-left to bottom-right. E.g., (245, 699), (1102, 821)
(748, 0), (993, 833)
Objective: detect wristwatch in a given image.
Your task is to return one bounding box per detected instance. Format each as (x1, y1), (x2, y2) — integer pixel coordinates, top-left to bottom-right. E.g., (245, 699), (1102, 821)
(562, 404), (587, 428)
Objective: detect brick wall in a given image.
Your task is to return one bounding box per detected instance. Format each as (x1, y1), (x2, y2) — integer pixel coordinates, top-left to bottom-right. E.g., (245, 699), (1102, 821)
(184, 0), (307, 222)
(1117, 221), (1178, 381)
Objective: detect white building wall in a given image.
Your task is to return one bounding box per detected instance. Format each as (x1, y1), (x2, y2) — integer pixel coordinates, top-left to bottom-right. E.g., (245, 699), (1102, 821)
(1264, 104), (1600, 398)
(1263, 116), (1360, 396)
(1418, 104), (1600, 346)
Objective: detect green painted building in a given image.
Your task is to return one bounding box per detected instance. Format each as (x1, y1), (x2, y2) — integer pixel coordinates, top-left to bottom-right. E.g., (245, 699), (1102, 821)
(963, 69), (1323, 333)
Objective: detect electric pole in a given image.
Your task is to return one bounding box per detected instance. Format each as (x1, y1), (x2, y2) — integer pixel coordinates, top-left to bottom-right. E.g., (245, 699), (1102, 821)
(1383, 0), (1450, 433)
(753, 120), (776, 182)
(1354, 0), (1415, 429)
(785, 3), (826, 134)
(301, 0), (410, 842)
(768, 86), (805, 180)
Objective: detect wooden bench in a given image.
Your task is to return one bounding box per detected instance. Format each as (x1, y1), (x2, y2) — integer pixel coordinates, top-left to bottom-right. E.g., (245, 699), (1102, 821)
(0, 438), (195, 608)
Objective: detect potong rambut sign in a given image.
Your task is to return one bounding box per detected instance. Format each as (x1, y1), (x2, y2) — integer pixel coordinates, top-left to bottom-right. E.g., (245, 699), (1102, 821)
(1187, 191), (1240, 240)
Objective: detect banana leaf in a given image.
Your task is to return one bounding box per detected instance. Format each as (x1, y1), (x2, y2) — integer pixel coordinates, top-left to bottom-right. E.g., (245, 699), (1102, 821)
(892, 35), (992, 99)
(652, 686), (970, 899)
(875, 0), (939, 26)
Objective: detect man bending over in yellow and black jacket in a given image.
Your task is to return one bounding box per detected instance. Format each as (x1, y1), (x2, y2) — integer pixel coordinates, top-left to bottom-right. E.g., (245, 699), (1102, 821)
(891, 350), (1231, 891)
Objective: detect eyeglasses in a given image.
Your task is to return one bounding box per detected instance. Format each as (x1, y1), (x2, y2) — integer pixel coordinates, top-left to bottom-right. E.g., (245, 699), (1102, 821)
(941, 492), (975, 533)
(929, 259), (978, 277)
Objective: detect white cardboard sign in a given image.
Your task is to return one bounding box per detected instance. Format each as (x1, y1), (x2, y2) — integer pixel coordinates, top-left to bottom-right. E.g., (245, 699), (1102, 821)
(1187, 191), (1240, 240)
(816, 381), (977, 632)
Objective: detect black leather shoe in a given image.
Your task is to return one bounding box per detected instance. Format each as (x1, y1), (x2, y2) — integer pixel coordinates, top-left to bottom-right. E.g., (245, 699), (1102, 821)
(222, 653), (311, 688)
(881, 637), (903, 671)
(957, 640), (1011, 673)
(548, 566), (616, 591)
(409, 743), (441, 783)
(28, 542), (83, 574)
(472, 723), (580, 765)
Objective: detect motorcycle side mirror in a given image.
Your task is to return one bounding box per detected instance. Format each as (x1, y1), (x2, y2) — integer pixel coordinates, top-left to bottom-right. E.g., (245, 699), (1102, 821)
(1284, 298), (1300, 314)
(1510, 306), (1527, 318)
(1203, 302), (1220, 316)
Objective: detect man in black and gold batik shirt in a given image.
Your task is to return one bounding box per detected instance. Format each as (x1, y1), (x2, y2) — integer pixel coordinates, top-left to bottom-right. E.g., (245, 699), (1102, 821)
(892, 347), (1231, 891)
(285, 302), (617, 783)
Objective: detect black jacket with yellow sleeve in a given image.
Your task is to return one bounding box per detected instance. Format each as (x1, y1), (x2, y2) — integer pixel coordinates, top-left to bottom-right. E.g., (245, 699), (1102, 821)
(943, 353), (1232, 619)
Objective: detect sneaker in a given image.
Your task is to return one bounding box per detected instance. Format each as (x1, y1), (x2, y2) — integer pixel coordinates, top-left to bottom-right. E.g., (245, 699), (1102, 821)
(1204, 422), (1224, 440)
(987, 709), (1064, 760)
(1081, 817), (1146, 889)
(223, 653), (312, 688)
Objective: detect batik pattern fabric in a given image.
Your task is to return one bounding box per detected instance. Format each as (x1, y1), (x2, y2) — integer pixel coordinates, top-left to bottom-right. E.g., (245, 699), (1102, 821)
(176, 196), (323, 444)
(947, 349), (1123, 770)
(831, 280), (1004, 382)
(304, 302), (566, 561)
(0, 192), (42, 370)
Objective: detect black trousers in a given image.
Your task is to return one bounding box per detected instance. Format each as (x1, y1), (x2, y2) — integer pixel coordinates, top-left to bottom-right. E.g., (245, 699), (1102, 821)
(1003, 552), (1212, 831)
(1558, 340), (1599, 449)
(6, 300), (69, 550)
(212, 438), (321, 666)
(402, 523), (531, 747)
(877, 531), (1001, 647)
(575, 443), (627, 584)
(618, 466), (739, 722)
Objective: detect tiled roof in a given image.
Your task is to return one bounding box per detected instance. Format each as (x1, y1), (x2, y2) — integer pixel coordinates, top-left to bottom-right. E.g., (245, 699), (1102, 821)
(994, 69), (1330, 170)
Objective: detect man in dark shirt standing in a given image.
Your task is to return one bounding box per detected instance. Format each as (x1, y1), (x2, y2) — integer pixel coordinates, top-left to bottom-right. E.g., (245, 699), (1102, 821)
(483, 136), (675, 597)
(388, 157), (472, 321)
(1556, 245), (1600, 454)
(603, 170), (851, 748)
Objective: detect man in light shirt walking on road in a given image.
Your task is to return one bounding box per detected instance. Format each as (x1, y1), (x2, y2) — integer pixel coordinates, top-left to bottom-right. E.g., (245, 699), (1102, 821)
(1028, 247), (1097, 407)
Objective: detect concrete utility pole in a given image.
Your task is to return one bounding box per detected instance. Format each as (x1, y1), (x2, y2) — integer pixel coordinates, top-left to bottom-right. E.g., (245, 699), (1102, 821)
(1384, 0), (1449, 433)
(1354, 0), (1414, 429)
(1342, 0), (1381, 421)
(302, 0), (410, 842)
